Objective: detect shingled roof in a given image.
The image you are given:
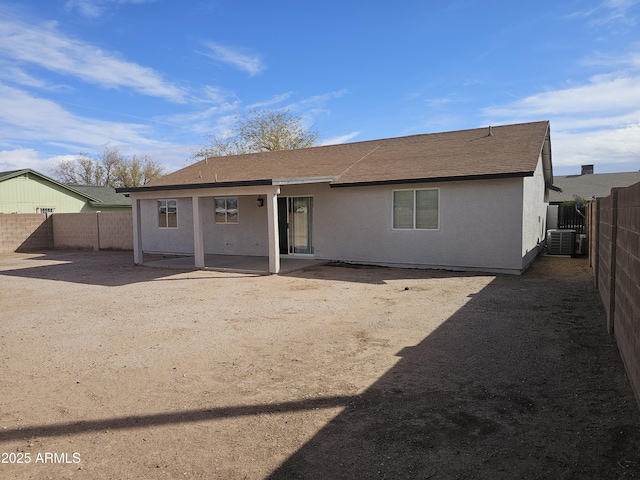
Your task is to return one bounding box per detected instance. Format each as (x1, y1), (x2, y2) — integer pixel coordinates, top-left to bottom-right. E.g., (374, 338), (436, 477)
(67, 185), (131, 207)
(121, 121), (551, 193)
(0, 169), (131, 207)
(548, 171), (640, 203)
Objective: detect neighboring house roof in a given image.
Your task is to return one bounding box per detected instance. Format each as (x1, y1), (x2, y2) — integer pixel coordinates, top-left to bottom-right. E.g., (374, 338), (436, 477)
(0, 169), (131, 208)
(119, 121), (551, 193)
(68, 185), (131, 207)
(549, 171), (640, 203)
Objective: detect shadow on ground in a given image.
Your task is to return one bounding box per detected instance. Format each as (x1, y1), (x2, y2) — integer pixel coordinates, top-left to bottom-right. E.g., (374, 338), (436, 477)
(0, 250), (260, 287)
(1, 253), (638, 478)
(285, 261), (486, 285)
(268, 257), (640, 479)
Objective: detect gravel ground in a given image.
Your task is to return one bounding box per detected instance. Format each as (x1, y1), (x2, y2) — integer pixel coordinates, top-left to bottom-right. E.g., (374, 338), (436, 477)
(0, 250), (638, 479)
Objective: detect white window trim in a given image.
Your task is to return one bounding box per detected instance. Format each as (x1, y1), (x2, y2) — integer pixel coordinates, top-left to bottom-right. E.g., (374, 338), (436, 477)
(392, 188), (440, 231)
(158, 199), (178, 229)
(214, 197), (239, 224)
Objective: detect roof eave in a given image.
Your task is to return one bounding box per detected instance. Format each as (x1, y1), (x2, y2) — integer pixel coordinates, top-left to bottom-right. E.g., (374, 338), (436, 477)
(330, 171), (535, 188)
(88, 201), (132, 208)
(273, 176), (338, 185)
(116, 178), (274, 194)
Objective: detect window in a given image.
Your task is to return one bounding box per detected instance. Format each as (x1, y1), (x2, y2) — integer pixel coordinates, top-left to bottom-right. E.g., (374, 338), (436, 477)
(215, 197), (238, 224)
(393, 189), (439, 230)
(37, 207), (55, 215)
(158, 199), (177, 228)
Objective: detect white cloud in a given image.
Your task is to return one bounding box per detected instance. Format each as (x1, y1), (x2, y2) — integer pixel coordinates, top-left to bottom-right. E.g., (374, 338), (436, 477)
(582, 50), (640, 69)
(484, 61), (640, 171)
(0, 149), (75, 173)
(0, 12), (187, 102)
(569, 0), (640, 26)
(552, 124), (640, 167)
(201, 42), (265, 76)
(65, 0), (104, 17)
(0, 63), (53, 89)
(160, 86), (240, 135)
(322, 132), (361, 146)
(0, 84), (167, 148)
(248, 92), (294, 109)
(487, 74), (640, 117)
(424, 97), (455, 108)
(286, 90), (348, 112)
(65, 0), (158, 18)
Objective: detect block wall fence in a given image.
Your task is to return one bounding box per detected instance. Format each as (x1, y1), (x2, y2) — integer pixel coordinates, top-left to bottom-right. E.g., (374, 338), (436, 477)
(0, 212), (132, 254)
(0, 214), (53, 254)
(591, 181), (640, 409)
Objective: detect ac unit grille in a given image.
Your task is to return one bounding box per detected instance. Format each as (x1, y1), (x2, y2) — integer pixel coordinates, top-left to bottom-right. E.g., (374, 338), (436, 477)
(547, 229), (575, 255)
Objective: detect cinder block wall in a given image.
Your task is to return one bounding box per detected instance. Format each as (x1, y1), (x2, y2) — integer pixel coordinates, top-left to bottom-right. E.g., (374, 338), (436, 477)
(97, 212), (133, 250)
(613, 183), (640, 405)
(2, 212), (132, 254)
(597, 193), (615, 331)
(595, 182), (640, 409)
(52, 213), (99, 250)
(0, 214), (53, 254)
(52, 212), (133, 251)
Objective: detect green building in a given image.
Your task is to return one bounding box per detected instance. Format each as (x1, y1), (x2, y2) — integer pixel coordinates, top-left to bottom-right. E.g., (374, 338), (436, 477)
(0, 169), (131, 214)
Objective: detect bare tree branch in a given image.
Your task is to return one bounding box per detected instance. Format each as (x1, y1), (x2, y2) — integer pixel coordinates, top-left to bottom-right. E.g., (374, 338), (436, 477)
(192, 109), (320, 162)
(50, 148), (166, 188)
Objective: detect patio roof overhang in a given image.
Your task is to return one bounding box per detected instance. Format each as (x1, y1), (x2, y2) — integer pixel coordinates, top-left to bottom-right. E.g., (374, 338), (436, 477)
(116, 179), (273, 194)
(117, 176), (339, 195)
(127, 184), (283, 274)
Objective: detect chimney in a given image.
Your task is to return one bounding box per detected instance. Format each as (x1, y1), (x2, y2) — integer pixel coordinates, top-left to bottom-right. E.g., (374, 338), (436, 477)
(581, 165), (594, 175)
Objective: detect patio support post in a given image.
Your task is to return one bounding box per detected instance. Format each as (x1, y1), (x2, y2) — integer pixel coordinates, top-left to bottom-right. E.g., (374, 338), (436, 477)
(192, 195), (205, 268)
(132, 197), (143, 264)
(267, 191), (280, 274)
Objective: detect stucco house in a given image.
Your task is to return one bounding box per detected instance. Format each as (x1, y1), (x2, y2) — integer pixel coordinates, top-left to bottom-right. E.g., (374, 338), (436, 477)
(118, 121), (553, 275)
(0, 169), (131, 214)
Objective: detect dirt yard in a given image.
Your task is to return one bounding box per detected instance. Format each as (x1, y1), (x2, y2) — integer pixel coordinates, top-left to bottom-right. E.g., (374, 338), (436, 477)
(0, 251), (638, 479)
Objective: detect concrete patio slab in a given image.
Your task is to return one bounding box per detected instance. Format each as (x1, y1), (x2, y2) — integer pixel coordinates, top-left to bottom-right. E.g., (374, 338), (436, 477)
(142, 253), (326, 274)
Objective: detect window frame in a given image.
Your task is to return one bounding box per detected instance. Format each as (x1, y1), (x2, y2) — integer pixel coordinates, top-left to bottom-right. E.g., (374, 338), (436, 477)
(158, 199), (178, 229)
(392, 188), (440, 231)
(214, 197), (239, 224)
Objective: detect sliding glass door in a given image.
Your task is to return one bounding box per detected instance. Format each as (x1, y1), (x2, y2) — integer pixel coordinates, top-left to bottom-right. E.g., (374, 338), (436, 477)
(278, 197), (313, 255)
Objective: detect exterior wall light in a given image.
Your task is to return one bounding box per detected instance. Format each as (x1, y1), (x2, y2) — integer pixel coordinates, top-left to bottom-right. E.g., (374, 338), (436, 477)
(257, 196), (264, 207)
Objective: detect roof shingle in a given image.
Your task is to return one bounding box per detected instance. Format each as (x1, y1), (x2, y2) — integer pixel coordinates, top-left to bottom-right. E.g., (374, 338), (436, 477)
(131, 121), (551, 191)
(549, 172), (640, 203)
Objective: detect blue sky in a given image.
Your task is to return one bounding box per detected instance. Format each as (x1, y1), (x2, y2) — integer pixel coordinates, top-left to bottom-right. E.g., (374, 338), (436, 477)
(1, 0), (639, 176)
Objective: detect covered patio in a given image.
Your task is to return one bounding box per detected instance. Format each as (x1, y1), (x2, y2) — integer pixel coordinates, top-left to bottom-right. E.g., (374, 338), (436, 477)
(142, 253), (326, 275)
(126, 184), (286, 273)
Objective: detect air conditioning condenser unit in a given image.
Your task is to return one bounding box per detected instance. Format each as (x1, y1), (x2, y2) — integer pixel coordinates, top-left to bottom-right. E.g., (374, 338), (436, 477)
(547, 229), (575, 255)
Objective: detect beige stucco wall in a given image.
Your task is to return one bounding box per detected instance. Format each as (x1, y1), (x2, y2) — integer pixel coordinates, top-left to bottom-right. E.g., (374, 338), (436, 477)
(282, 179), (524, 273)
(203, 196), (270, 256)
(136, 176), (535, 273)
(139, 197), (194, 254)
(521, 156), (548, 270)
(139, 196), (270, 255)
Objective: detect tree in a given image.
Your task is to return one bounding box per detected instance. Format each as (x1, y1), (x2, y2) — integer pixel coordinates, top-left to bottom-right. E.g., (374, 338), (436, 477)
(192, 109), (320, 161)
(51, 152), (99, 186)
(113, 154), (166, 188)
(50, 147), (166, 188)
